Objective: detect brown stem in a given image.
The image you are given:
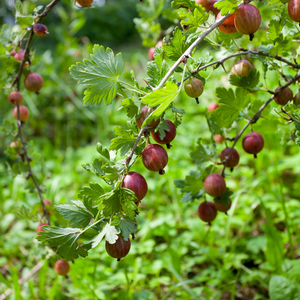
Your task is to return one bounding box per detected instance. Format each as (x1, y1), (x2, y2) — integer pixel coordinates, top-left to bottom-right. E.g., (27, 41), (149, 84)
(281, 108), (300, 124)
(16, 105), (50, 225)
(220, 70), (300, 177)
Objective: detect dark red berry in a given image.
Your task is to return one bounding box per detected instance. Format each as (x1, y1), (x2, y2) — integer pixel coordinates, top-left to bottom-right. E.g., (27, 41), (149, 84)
(288, 0), (300, 23)
(8, 91), (23, 105)
(274, 87), (293, 105)
(142, 144), (168, 175)
(122, 172), (148, 201)
(33, 23), (49, 37)
(151, 119), (176, 148)
(106, 234), (131, 261)
(220, 147), (240, 169)
(217, 13), (237, 34)
(136, 106), (160, 132)
(294, 92), (300, 105)
(13, 105), (29, 122)
(36, 223), (49, 235)
(214, 199), (232, 213)
(204, 174), (226, 198)
(54, 260), (70, 276)
(208, 103), (219, 113)
(76, 0), (94, 6)
(195, 0), (219, 16)
(24, 72), (44, 93)
(197, 201), (217, 223)
(234, 4), (261, 40)
(231, 60), (254, 76)
(242, 132), (264, 157)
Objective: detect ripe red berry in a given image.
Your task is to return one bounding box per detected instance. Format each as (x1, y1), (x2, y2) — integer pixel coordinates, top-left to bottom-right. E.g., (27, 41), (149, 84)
(13, 105), (29, 122)
(10, 141), (20, 153)
(142, 144), (168, 175)
(33, 24), (49, 37)
(195, 0), (220, 16)
(14, 49), (24, 62)
(36, 223), (49, 235)
(151, 119), (176, 148)
(39, 199), (53, 213)
(197, 201), (217, 223)
(242, 132), (264, 158)
(214, 199), (232, 213)
(274, 87), (293, 105)
(294, 92), (300, 105)
(234, 4), (261, 40)
(288, 0), (300, 23)
(208, 103), (219, 113)
(106, 234), (131, 261)
(214, 134), (224, 144)
(231, 60), (254, 76)
(24, 72), (44, 93)
(54, 260), (70, 276)
(204, 173), (226, 198)
(148, 47), (155, 60)
(76, 0), (94, 7)
(184, 77), (204, 104)
(8, 91), (23, 105)
(136, 106), (160, 132)
(220, 147), (240, 170)
(122, 172), (148, 201)
(217, 13), (237, 34)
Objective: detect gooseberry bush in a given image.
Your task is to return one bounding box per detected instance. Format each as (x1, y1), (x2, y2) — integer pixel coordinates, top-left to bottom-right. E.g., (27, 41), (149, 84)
(2, 0), (300, 297)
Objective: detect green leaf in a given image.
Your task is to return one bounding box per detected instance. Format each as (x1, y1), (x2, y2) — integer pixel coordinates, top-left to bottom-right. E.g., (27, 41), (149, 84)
(78, 182), (104, 202)
(91, 223), (119, 248)
(142, 82), (179, 121)
(154, 119), (170, 140)
(269, 276), (300, 300)
(172, 0), (196, 10)
(13, 205), (37, 221)
(214, 189), (233, 205)
(55, 202), (94, 228)
(1, 119), (18, 136)
(180, 6), (208, 33)
(211, 87), (249, 128)
(119, 217), (137, 241)
(15, 0), (34, 26)
(120, 97), (140, 118)
(229, 69), (260, 90)
(190, 138), (215, 167)
(69, 45), (124, 106)
(120, 188), (138, 220)
(37, 227), (87, 260)
(110, 127), (136, 156)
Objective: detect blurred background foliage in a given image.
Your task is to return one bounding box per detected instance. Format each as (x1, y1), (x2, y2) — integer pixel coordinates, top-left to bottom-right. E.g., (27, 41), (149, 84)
(1, 0), (300, 299)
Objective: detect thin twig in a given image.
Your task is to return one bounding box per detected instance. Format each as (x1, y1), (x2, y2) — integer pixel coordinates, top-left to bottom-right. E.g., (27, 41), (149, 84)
(220, 70), (300, 177)
(281, 108), (300, 124)
(16, 105), (50, 224)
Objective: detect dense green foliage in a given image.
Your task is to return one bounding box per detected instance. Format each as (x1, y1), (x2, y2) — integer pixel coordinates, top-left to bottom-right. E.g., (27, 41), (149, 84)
(1, 0), (300, 299)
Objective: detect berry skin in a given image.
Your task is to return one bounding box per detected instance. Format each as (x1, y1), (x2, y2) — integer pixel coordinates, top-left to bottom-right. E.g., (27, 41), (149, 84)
(184, 78), (204, 104)
(195, 0), (220, 16)
(274, 87), (293, 105)
(39, 199), (53, 213)
(214, 134), (224, 144)
(8, 91), (23, 105)
(294, 92), (300, 105)
(231, 60), (254, 76)
(54, 260), (70, 276)
(24, 73), (44, 93)
(214, 199), (232, 213)
(288, 0), (300, 23)
(220, 147), (240, 169)
(204, 174), (226, 198)
(197, 201), (217, 223)
(106, 234), (131, 261)
(33, 24), (49, 37)
(135, 106), (160, 132)
(76, 0), (94, 7)
(36, 223), (49, 235)
(14, 49), (25, 62)
(208, 103), (219, 113)
(217, 13), (237, 34)
(242, 132), (264, 158)
(13, 105), (29, 122)
(234, 4), (261, 41)
(122, 172), (148, 201)
(10, 141), (20, 153)
(151, 119), (176, 148)
(148, 47), (155, 60)
(142, 144), (168, 175)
